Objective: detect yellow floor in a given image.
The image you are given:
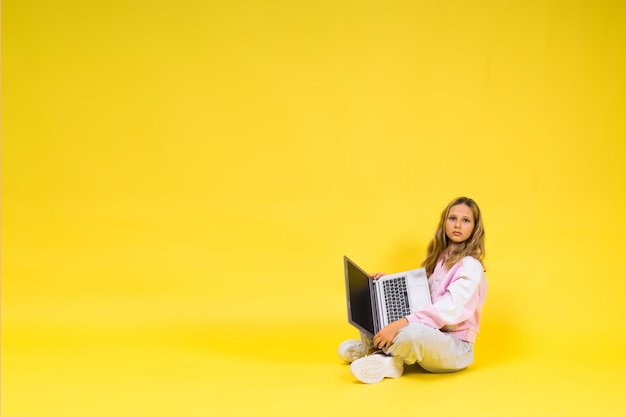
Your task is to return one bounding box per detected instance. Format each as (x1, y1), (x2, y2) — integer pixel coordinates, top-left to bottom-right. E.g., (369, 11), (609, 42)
(3, 231), (625, 417)
(3, 295), (625, 417)
(3, 198), (626, 417)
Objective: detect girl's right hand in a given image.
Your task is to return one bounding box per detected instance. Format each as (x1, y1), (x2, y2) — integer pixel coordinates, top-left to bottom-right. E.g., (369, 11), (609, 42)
(370, 272), (386, 279)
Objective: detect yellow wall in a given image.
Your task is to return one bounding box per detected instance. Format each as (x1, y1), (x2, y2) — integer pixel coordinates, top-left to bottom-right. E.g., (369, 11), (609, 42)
(3, 1), (626, 416)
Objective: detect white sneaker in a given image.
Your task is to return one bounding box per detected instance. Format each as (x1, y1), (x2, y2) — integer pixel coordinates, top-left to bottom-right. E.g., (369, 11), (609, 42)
(338, 339), (366, 363)
(350, 353), (404, 384)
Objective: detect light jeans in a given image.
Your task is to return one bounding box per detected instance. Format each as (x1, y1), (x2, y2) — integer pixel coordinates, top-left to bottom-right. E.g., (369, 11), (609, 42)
(361, 323), (474, 373)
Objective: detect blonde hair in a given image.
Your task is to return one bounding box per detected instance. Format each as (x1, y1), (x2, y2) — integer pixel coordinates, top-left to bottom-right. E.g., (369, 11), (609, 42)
(421, 197), (486, 276)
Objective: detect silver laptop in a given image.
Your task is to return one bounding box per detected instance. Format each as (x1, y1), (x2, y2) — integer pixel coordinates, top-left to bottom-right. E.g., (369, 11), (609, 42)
(343, 256), (432, 337)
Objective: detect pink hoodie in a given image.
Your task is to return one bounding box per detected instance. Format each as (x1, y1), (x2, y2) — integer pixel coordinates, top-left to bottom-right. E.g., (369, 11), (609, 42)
(406, 256), (487, 343)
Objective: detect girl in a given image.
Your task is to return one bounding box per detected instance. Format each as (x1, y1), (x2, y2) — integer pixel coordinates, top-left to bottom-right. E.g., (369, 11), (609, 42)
(338, 197), (488, 384)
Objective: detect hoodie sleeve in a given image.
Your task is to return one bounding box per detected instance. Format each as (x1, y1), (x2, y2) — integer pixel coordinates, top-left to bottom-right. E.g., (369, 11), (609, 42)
(406, 257), (483, 329)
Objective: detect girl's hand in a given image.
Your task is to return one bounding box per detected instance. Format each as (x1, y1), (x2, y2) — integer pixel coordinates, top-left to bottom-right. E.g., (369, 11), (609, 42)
(372, 318), (408, 350)
(370, 272), (386, 279)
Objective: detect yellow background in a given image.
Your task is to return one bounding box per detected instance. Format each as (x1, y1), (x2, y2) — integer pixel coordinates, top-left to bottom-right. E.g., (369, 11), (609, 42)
(2, 1), (626, 416)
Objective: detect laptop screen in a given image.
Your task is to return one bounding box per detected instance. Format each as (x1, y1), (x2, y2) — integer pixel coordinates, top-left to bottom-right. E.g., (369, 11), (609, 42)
(344, 256), (375, 336)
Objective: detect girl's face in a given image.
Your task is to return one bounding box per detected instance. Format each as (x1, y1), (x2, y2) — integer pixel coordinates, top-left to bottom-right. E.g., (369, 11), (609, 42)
(445, 204), (475, 244)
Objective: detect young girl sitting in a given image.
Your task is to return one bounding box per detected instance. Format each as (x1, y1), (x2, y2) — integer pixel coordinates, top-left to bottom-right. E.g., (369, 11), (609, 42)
(338, 197), (488, 384)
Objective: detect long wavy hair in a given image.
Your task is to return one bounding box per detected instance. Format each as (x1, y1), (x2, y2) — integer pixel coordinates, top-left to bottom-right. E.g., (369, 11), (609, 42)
(421, 197), (486, 276)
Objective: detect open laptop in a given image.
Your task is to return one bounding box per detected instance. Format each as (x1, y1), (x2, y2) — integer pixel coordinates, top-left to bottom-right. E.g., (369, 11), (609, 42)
(343, 256), (432, 337)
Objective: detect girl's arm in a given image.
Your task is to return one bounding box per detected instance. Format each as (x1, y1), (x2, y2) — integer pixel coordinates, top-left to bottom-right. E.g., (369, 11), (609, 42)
(406, 257), (483, 328)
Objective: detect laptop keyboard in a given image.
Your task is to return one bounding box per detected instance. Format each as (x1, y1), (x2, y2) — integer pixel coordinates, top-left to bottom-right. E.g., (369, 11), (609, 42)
(382, 277), (411, 322)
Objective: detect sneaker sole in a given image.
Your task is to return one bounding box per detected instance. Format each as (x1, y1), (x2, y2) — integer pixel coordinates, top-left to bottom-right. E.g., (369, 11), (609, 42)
(350, 355), (403, 384)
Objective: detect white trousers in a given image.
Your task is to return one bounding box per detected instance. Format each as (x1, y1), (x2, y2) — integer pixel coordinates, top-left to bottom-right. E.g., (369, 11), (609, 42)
(361, 323), (474, 373)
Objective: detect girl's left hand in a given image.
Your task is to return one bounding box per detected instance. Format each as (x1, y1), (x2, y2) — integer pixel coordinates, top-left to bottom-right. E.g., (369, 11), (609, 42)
(372, 318), (408, 350)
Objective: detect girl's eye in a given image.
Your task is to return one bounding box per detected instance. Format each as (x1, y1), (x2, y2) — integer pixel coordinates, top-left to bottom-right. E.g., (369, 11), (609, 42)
(463, 219), (471, 223)
(449, 216), (456, 221)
